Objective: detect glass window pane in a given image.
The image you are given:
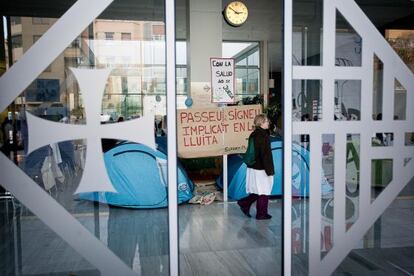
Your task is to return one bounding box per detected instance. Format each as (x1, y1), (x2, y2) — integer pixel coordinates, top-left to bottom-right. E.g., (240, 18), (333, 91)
(394, 79), (406, 120)
(0, 200), (99, 275)
(335, 188), (414, 275)
(293, 79), (322, 122)
(405, 133), (414, 146)
(121, 32), (131, 40)
(336, 11), (362, 67)
(334, 80), (361, 121)
(105, 32), (114, 40)
(373, 55), (384, 120)
(248, 50), (259, 66)
(371, 159), (393, 201)
(176, 41), (187, 65)
(321, 134), (335, 258)
(292, 134), (310, 274)
(346, 134), (360, 231)
(223, 42), (260, 97)
(385, 29), (414, 74)
(293, 0), (323, 66)
(179, 1), (282, 274)
(372, 133), (394, 147)
(1, 1), (170, 274)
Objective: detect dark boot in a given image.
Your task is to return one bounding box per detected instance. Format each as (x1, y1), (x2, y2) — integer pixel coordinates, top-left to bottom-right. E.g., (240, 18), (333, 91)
(256, 195), (272, 220)
(237, 194), (258, 217)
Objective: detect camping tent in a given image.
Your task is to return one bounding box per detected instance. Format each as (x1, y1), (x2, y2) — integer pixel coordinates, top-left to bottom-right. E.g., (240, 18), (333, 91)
(217, 138), (333, 200)
(78, 141), (193, 208)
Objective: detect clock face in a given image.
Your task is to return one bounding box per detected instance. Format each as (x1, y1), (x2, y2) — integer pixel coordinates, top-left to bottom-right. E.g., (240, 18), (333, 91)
(224, 1), (248, 27)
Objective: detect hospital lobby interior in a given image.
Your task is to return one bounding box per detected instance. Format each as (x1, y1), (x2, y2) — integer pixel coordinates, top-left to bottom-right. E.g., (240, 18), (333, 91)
(0, 0), (413, 275)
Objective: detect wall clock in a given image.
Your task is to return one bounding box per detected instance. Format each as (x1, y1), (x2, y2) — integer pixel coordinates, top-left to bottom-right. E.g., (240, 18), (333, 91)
(223, 1), (248, 27)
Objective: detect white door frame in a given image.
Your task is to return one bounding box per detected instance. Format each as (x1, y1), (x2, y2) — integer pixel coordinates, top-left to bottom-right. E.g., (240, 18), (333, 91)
(165, 0), (179, 275)
(283, 0), (293, 275)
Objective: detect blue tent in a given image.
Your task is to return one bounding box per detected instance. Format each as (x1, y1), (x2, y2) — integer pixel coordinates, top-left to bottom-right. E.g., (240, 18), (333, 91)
(217, 138), (332, 200)
(78, 141), (193, 208)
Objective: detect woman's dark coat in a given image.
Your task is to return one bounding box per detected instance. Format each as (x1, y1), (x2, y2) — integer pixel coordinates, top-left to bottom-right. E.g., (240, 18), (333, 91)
(247, 127), (275, 176)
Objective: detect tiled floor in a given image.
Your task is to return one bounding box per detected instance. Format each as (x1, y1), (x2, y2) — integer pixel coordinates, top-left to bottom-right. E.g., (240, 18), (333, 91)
(1, 196), (414, 275)
(0, 154), (413, 275)
(0, 198), (283, 275)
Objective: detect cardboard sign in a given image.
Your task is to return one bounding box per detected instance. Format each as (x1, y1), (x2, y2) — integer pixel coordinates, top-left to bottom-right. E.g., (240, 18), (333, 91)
(177, 105), (262, 158)
(191, 82), (216, 108)
(210, 58), (235, 103)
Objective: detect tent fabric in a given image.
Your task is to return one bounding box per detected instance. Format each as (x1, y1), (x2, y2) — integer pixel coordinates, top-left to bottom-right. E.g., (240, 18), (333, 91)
(78, 141), (193, 208)
(217, 138), (333, 200)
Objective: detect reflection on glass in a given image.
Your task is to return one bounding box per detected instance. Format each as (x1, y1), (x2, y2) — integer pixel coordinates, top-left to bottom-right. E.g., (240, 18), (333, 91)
(4, 6), (171, 273)
(336, 10), (362, 67)
(373, 55), (383, 121)
(371, 159), (393, 201)
(321, 134), (334, 258)
(385, 29), (414, 74)
(0, 199), (99, 275)
(332, 2), (414, 274)
(335, 188), (414, 274)
(8, 17), (189, 124)
(372, 133), (394, 147)
(334, 80), (361, 121)
(21, 140), (86, 198)
(107, 207), (169, 274)
(394, 79), (406, 120)
(346, 134), (360, 231)
(292, 135), (310, 274)
(292, 0), (323, 66)
(405, 133), (414, 146)
(293, 80), (322, 122)
(101, 94), (142, 121)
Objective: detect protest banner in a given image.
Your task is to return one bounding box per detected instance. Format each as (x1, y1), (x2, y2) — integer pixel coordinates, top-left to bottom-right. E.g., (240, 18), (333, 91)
(177, 104), (262, 158)
(210, 58), (235, 103)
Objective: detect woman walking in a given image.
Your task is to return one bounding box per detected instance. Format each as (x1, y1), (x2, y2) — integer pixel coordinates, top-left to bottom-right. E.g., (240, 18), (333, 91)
(238, 114), (274, 220)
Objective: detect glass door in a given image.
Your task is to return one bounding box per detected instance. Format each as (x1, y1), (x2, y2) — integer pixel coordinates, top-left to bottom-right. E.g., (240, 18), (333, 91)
(284, 0), (414, 275)
(175, 0), (284, 275)
(1, 1), (173, 275)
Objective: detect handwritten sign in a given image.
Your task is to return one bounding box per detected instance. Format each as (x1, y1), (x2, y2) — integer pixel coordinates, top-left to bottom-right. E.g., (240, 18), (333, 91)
(191, 82), (216, 108)
(177, 105), (262, 158)
(210, 58), (235, 103)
